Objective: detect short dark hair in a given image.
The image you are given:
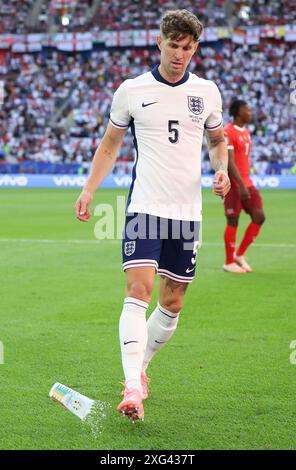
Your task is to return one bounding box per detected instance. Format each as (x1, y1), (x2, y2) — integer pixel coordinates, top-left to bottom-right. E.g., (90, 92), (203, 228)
(160, 9), (203, 42)
(229, 99), (247, 118)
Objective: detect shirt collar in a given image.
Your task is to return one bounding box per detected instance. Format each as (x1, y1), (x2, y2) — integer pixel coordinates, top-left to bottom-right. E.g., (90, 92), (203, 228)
(233, 124), (246, 132)
(151, 65), (189, 87)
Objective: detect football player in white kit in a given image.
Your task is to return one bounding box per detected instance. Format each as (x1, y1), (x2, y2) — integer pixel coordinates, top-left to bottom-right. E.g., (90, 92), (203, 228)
(75, 9), (230, 421)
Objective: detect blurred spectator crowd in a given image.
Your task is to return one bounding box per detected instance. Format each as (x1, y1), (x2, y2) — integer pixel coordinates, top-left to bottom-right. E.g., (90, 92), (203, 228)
(92, 0), (296, 31)
(199, 41), (296, 174)
(1, 39), (295, 175)
(0, 48), (157, 173)
(1, 0), (296, 34)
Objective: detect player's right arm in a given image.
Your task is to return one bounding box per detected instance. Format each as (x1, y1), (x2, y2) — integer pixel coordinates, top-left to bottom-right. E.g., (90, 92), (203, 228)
(228, 149), (250, 201)
(75, 123), (127, 222)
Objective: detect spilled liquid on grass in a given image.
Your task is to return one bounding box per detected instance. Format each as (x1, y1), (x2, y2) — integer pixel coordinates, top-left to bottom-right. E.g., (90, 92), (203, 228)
(82, 401), (111, 437)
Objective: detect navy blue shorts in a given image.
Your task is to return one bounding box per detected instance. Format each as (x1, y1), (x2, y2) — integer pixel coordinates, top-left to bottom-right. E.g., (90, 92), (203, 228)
(122, 213), (201, 283)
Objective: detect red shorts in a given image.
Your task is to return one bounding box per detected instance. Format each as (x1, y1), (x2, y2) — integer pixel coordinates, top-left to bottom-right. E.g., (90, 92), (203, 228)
(224, 183), (263, 218)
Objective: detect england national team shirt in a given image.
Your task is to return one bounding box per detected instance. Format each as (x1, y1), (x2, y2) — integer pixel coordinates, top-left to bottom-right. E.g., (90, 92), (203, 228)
(109, 65), (223, 221)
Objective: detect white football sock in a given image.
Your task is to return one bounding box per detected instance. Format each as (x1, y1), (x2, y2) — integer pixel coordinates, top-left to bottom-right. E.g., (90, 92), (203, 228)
(119, 297), (149, 391)
(142, 303), (180, 374)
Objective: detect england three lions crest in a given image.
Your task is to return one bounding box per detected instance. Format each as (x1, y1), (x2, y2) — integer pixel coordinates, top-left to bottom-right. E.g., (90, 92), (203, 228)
(188, 96), (204, 115)
(124, 241), (136, 256)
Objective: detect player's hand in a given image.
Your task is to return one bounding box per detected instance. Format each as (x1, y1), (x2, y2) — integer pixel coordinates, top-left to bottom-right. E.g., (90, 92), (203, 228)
(212, 170), (231, 199)
(239, 184), (250, 201)
(75, 189), (93, 222)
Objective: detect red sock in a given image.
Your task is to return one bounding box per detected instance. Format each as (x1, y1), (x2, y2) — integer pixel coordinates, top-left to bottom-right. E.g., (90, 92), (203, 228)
(237, 222), (262, 256)
(224, 225), (237, 264)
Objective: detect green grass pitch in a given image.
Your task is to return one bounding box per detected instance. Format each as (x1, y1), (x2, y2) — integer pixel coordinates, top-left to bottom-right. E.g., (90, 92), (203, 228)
(1, 188), (296, 450)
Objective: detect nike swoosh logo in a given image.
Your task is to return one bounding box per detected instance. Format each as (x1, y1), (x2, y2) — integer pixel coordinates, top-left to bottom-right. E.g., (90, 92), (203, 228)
(186, 267), (196, 274)
(123, 340), (139, 345)
(155, 340), (166, 344)
(142, 101), (158, 107)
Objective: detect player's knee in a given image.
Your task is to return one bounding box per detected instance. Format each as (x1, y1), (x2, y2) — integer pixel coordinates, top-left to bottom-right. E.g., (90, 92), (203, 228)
(161, 294), (184, 314)
(160, 279), (188, 313)
(252, 212), (266, 225)
(227, 217), (239, 227)
(127, 280), (154, 303)
(170, 301), (183, 314)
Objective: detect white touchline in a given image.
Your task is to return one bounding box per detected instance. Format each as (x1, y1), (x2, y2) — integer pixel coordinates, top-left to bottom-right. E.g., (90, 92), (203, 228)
(0, 238), (108, 244)
(202, 242), (296, 248)
(0, 239), (295, 248)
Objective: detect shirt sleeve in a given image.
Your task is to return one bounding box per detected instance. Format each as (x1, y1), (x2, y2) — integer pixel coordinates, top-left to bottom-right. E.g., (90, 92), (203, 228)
(224, 127), (235, 149)
(204, 82), (223, 131)
(109, 81), (130, 129)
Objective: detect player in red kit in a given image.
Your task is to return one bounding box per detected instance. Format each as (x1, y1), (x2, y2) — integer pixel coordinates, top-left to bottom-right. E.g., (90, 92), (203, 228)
(223, 99), (266, 273)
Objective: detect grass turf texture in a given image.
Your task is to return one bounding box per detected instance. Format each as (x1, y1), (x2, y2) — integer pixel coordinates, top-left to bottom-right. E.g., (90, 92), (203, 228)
(1, 188), (295, 450)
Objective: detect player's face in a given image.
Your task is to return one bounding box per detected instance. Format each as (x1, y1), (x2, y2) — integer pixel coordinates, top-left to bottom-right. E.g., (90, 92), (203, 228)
(157, 35), (198, 81)
(240, 105), (252, 124)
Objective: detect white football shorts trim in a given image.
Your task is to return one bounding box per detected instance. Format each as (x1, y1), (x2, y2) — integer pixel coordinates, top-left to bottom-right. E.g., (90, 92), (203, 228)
(123, 259), (159, 271)
(157, 268), (195, 283)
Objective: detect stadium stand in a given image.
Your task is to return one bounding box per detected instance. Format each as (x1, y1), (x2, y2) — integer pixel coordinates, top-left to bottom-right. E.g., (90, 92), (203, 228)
(0, 0), (295, 174)
(1, 0), (296, 34)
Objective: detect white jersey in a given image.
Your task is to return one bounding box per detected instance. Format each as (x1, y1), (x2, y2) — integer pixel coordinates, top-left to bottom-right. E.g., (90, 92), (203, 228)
(110, 66), (223, 221)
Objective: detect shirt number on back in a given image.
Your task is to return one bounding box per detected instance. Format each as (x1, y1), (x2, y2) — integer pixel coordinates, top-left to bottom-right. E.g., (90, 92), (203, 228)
(168, 120), (179, 144)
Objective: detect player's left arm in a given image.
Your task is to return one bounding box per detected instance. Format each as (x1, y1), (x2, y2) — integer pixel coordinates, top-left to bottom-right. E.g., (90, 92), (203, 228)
(206, 127), (231, 198)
